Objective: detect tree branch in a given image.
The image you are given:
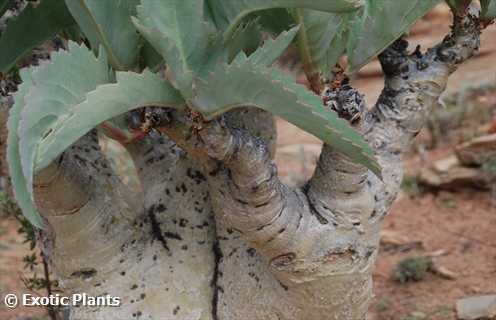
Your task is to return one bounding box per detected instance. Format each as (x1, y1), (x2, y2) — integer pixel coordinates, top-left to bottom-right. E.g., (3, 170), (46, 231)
(136, 107), (284, 233)
(129, 108), (310, 261)
(34, 131), (108, 217)
(306, 82), (375, 230)
(33, 131), (143, 284)
(363, 8), (482, 214)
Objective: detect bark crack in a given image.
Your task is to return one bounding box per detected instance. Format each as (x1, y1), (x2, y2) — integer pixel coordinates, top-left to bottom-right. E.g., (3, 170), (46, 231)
(147, 207), (170, 251)
(211, 239), (223, 320)
(302, 185), (329, 225)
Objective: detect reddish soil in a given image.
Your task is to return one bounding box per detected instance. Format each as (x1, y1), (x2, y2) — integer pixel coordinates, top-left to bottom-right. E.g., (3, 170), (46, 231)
(0, 218), (48, 320)
(371, 191), (496, 320)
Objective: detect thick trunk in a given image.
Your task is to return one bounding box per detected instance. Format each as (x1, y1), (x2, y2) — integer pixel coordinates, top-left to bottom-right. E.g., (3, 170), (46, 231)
(31, 11), (482, 320)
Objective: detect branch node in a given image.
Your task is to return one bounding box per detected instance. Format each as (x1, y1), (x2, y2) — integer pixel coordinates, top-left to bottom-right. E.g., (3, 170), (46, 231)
(323, 82), (365, 125)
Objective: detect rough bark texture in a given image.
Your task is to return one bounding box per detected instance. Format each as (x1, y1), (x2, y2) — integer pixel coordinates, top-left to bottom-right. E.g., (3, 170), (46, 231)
(0, 100), (10, 192)
(30, 10), (483, 320)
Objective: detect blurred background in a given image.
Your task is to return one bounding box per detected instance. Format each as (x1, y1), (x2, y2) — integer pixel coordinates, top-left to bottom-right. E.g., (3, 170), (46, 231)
(1, 3), (495, 320)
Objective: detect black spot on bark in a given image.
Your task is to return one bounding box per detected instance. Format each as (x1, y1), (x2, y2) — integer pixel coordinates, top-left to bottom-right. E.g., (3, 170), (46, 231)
(246, 248), (256, 257)
(173, 305), (180, 315)
(265, 234), (277, 244)
(147, 208), (170, 251)
(70, 268), (97, 280)
(187, 168), (207, 184)
(179, 218), (188, 227)
(144, 147), (154, 156)
(228, 248), (238, 257)
(248, 272), (260, 282)
(73, 154), (87, 166)
(163, 231), (182, 241)
(199, 220), (209, 229)
(180, 183), (187, 194)
(370, 210), (377, 219)
(208, 165), (221, 176)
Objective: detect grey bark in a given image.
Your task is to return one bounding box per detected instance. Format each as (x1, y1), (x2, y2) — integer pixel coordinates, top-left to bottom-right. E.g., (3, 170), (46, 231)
(32, 10), (482, 320)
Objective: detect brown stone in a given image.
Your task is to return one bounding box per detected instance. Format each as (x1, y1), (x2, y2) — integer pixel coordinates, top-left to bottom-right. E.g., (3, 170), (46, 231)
(455, 133), (496, 166)
(418, 155), (488, 190)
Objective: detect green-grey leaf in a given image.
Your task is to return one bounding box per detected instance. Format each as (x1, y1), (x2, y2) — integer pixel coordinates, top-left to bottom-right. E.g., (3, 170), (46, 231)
(140, 42), (162, 70)
(346, 0), (440, 73)
(294, 0), (440, 77)
(294, 9), (348, 79)
(132, 0), (214, 96)
(7, 69), (43, 227)
(16, 42), (109, 228)
(227, 17), (262, 62)
(243, 25), (300, 67)
(481, 0), (496, 18)
(225, 9), (297, 61)
(191, 55), (381, 177)
(230, 25), (299, 66)
(36, 70), (184, 171)
(0, 0), (76, 73)
(444, 0), (458, 10)
(257, 9), (296, 35)
(64, 0), (141, 70)
(132, 17), (192, 94)
(0, 0), (14, 17)
(214, 0), (364, 41)
(444, 0), (472, 14)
